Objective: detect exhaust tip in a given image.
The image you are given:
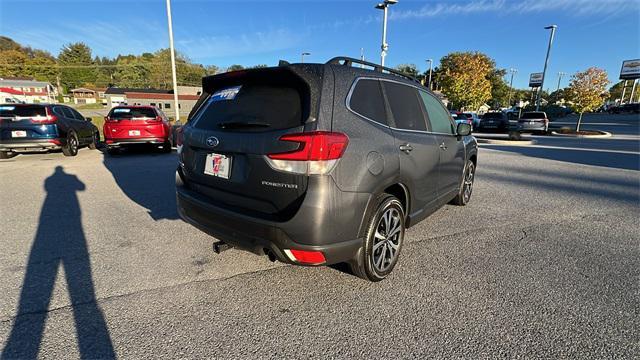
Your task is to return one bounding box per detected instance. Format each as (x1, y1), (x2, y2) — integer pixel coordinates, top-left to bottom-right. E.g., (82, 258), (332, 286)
(264, 249), (277, 262)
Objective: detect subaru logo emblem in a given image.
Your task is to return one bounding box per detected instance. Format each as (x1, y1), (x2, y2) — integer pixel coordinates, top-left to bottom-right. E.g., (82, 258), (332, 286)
(206, 136), (219, 147)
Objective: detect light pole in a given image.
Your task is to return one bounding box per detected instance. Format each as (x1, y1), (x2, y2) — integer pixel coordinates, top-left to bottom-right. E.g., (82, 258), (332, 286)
(301, 52), (310, 63)
(556, 71), (566, 92)
(507, 68), (517, 108)
(425, 59), (433, 89)
(165, 0), (180, 121)
(375, 0), (398, 67)
(536, 24), (557, 111)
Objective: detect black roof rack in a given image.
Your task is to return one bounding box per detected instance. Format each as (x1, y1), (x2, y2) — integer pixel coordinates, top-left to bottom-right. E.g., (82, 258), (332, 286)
(326, 56), (422, 85)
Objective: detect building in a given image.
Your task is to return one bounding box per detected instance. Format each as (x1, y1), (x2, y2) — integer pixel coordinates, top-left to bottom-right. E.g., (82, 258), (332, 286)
(70, 87), (107, 105)
(105, 86), (202, 119)
(0, 78), (57, 103)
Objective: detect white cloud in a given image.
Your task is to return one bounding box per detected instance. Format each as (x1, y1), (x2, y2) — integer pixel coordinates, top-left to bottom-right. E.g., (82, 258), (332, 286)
(390, 0), (640, 20)
(176, 28), (302, 60)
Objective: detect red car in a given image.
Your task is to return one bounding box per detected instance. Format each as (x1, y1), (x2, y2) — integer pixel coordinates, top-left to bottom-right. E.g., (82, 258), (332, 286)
(103, 106), (172, 153)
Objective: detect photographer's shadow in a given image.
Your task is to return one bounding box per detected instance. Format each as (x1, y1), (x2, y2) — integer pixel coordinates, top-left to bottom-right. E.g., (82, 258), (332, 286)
(2, 166), (114, 359)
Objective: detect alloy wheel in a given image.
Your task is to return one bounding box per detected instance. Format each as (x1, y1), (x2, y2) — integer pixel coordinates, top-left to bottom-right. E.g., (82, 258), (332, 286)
(372, 207), (402, 273)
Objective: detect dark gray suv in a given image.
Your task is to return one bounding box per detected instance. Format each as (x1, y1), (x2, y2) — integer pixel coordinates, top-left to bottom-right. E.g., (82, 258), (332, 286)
(176, 57), (478, 281)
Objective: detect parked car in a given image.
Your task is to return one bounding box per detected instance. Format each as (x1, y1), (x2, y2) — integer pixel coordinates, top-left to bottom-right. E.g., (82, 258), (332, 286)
(450, 110), (473, 129)
(176, 56), (478, 281)
(0, 103), (99, 159)
(463, 112), (481, 128)
(477, 112), (510, 132)
(609, 103), (640, 114)
(103, 105), (172, 154)
(517, 111), (550, 134)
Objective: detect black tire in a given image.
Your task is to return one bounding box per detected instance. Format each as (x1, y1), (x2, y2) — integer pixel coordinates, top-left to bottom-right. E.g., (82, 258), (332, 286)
(0, 151), (17, 159)
(62, 131), (79, 157)
(161, 140), (172, 153)
(451, 160), (475, 206)
(350, 194), (405, 282)
(89, 131), (99, 150)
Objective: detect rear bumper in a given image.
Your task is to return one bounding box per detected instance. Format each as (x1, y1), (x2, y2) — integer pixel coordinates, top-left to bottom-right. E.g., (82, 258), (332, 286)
(517, 122), (547, 132)
(105, 137), (167, 147)
(175, 169), (367, 266)
(0, 138), (62, 151)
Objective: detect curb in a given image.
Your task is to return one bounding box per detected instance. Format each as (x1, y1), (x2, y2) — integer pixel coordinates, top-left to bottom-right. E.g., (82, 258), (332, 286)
(476, 138), (536, 145)
(550, 131), (612, 138)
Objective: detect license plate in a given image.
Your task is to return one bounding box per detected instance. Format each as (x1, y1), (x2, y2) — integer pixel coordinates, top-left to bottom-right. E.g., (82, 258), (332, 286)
(128, 130), (141, 136)
(529, 121), (535, 124)
(11, 130), (27, 138)
(204, 153), (231, 179)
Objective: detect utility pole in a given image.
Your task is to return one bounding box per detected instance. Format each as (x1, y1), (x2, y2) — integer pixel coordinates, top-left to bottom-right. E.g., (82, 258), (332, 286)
(536, 25), (557, 111)
(507, 68), (517, 108)
(301, 52), (310, 63)
(360, 48), (365, 68)
(630, 79), (638, 104)
(620, 80), (628, 104)
(166, 0), (180, 121)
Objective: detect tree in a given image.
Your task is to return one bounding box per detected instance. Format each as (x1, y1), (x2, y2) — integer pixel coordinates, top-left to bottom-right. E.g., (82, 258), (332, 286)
(439, 52), (493, 111)
(488, 68), (509, 109)
(226, 64), (244, 72)
(566, 67), (609, 131)
(395, 64), (419, 78)
(0, 49), (28, 78)
(607, 81), (626, 103)
(58, 43), (94, 91)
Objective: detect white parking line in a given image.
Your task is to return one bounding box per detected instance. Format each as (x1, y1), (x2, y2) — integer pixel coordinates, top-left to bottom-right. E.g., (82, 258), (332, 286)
(480, 143), (640, 155)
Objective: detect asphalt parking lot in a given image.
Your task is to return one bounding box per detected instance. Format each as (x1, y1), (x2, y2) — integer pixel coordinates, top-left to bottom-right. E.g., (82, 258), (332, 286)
(1, 123), (639, 358)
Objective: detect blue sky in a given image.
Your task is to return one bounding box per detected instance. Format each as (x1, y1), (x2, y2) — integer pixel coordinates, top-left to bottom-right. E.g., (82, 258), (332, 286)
(1, 0), (639, 89)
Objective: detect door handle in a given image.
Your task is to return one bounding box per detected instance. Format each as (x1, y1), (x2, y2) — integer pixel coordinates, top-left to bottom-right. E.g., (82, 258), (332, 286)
(399, 144), (413, 153)
(439, 142), (448, 150)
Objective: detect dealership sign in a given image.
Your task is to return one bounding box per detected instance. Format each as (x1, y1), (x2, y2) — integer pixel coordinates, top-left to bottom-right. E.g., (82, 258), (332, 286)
(619, 59), (640, 80)
(529, 72), (543, 87)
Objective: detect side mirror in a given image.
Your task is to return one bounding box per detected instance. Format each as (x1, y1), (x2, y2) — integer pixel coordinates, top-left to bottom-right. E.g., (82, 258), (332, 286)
(457, 122), (471, 136)
(85, 117), (93, 122)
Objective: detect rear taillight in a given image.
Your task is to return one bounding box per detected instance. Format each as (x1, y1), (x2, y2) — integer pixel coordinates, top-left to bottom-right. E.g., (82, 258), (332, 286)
(105, 116), (117, 123)
(283, 249), (326, 265)
(31, 108), (57, 124)
(265, 131), (348, 175)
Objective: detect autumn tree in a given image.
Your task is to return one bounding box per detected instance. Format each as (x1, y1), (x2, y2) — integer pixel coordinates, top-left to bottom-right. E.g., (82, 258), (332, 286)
(439, 52), (493, 111)
(58, 43), (94, 90)
(566, 67), (609, 131)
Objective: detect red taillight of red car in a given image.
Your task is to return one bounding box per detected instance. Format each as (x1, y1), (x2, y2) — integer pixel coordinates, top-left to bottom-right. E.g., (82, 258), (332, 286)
(104, 116), (118, 123)
(268, 131), (349, 161)
(284, 249), (326, 265)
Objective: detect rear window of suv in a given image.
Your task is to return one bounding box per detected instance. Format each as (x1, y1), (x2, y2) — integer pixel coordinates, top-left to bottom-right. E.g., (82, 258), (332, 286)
(191, 84), (302, 132)
(0, 105), (46, 119)
(483, 112), (504, 119)
(521, 112), (546, 119)
(109, 107), (157, 120)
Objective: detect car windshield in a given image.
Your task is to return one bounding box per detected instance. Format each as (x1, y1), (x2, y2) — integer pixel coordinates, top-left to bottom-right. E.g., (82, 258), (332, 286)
(521, 112), (545, 119)
(109, 107), (156, 120)
(0, 104), (47, 119)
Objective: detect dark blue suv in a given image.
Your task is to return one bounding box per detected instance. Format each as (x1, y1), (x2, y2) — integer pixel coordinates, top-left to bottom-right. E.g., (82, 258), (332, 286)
(0, 104), (99, 158)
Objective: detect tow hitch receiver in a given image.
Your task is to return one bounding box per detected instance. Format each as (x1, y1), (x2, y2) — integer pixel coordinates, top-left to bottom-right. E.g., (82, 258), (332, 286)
(213, 241), (232, 254)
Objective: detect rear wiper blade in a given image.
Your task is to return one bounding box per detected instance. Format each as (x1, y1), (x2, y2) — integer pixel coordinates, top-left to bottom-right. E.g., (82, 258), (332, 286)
(217, 121), (270, 129)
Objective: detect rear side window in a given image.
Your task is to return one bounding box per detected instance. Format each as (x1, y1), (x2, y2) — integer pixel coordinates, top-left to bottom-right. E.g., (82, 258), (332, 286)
(192, 84), (302, 132)
(419, 91), (454, 134)
(109, 107), (157, 120)
(349, 79), (387, 125)
(0, 105), (46, 119)
(382, 81), (427, 131)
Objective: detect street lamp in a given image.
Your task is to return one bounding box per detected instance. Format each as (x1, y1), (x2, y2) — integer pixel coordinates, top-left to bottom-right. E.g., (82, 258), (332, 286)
(507, 68), (517, 108)
(301, 52), (311, 63)
(556, 71), (566, 92)
(375, 0), (398, 67)
(536, 24), (557, 111)
(425, 59), (433, 89)
(165, 0), (180, 121)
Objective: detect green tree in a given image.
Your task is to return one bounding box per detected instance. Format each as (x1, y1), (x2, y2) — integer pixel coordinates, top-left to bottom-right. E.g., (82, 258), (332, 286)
(566, 67), (609, 131)
(439, 52), (493, 111)
(488, 68), (509, 108)
(226, 64), (244, 72)
(205, 65), (219, 75)
(395, 64), (419, 78)
(57, 42), (94, 91)
(607, 81), (627, 103)
(0, 36), (21, 51)
(0, 49), (28, 78)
